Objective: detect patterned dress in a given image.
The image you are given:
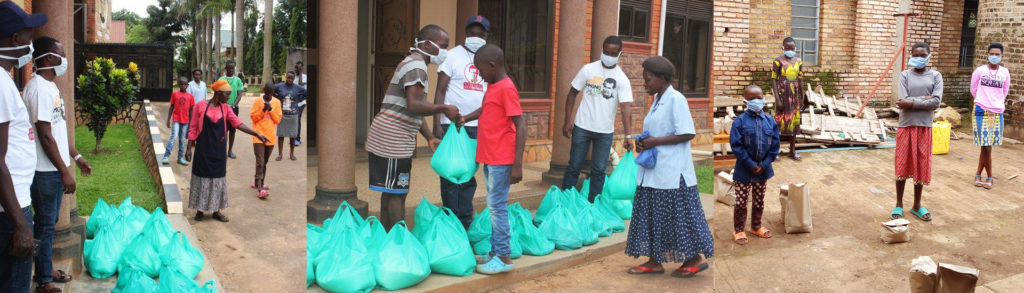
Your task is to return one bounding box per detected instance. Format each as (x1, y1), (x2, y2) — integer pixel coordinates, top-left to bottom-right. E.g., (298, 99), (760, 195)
(771, 56), (804, 136)
(625, 176), (714, 263)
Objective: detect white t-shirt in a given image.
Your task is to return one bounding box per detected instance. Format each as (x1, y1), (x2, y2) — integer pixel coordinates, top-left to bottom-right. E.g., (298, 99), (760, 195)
(23, 76), (71, 172)
(0, 70), (35, 210)
(187, 80), (207, 103)
(297, 73), (307, 90)
(570, 61), (634, 134)
(437, 46), (487, 127)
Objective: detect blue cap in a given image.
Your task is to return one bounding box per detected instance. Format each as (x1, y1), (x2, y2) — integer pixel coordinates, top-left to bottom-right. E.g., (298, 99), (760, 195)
(466, 15), (490, 32)
(0, 2), (47, 39)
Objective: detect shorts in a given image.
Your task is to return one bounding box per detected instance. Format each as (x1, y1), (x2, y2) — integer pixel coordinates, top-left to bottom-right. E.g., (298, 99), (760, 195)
(368, 152), (412, 194)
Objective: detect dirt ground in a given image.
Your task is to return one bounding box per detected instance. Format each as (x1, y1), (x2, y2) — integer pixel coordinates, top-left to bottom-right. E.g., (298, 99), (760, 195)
(713, 136), (1024, 292)
(495, 252), (714, 292)
(155, 94), (307, 292)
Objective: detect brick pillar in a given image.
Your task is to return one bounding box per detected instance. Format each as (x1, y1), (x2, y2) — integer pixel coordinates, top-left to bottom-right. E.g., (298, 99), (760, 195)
(542, 0), (587, 186)
(454, 0), (478, 43)
(307, 0), (368, 221)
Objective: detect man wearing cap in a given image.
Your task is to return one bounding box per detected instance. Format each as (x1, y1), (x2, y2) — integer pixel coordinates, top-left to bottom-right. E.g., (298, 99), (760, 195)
(431, 16), (490, 229)
(0, 2), (46, 291)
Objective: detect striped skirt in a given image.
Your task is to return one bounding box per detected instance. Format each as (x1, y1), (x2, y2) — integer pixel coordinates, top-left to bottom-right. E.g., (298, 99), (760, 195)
(625, 176), (714, 263)
(974, 105), (1004, 147)
(895, 126), (933, 185)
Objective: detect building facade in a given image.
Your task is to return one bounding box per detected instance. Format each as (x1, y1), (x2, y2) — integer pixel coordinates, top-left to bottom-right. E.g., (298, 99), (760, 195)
(714, 0), (1024, 140)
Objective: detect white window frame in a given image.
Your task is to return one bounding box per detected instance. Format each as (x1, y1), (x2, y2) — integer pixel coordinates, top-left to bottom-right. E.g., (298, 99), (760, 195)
(791, 0), (820, 65)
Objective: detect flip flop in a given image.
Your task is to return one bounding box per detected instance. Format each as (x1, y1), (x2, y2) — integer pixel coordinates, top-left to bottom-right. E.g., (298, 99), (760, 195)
(258, 190), (270, 199)
(748, 226), (772, 239)
(672, 262), (709, 278)
(627, 265), (665, 275)
(910, 207), (932, 221)
(890, 207), (904, 220)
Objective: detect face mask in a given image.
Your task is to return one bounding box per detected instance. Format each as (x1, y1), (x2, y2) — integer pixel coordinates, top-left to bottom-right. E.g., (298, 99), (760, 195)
(0, 42), (34, 68)
(413, 38), (448, 65)
(908, 55), (930, 69)
(34, 53), (68, 76)
(989, 55), (1002, 65)
(601, 52), (620, 67)
(745, 98), (766, 113)
(464, 37), (486, 53)
(784, 50), (797, 58)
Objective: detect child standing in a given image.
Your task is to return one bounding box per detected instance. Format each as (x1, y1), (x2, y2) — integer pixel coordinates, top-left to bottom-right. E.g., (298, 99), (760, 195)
(251, 82), (282, 198)
(165, 76), (195, 165)
(729, 85), (780, 245)
(891, 42), (943, 222)
(461, 44), (525, 275)
(971, 43), (1010, 189)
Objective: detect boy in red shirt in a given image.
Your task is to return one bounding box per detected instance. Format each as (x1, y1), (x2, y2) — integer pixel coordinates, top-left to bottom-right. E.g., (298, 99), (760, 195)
(461, 44), (525, 274)
(165, 76), (195, 165)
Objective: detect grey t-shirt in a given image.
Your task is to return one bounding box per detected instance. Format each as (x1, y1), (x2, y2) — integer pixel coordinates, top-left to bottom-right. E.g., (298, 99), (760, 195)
(897, 69), (943, 127)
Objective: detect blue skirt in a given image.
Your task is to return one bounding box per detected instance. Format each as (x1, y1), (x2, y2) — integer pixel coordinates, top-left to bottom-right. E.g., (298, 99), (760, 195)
(625, 176), (714, 263)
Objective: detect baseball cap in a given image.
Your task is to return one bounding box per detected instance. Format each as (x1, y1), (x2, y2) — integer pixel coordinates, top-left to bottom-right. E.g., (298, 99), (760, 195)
(0, 1), (47, 39)
(466, 15), (490, 32)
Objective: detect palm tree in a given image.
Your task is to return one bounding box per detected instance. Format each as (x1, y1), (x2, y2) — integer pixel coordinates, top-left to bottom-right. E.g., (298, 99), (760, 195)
(178, 0), (233, 81)
(262, 0), (274, 84)
(235, 0), (245, 74)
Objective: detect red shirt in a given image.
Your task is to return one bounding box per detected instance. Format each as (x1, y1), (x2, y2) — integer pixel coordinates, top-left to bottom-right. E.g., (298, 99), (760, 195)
(476, 78), (522, 165)
(170, 91), (195, 124)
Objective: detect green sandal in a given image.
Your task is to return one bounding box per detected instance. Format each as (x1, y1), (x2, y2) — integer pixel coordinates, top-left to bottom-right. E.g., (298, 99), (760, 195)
(890, 207), (904, 220)
(910, 207), (931, 221)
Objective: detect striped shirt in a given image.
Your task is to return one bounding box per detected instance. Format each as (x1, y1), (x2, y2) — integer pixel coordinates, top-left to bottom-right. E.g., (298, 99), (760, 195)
(365, 54), (430, 158)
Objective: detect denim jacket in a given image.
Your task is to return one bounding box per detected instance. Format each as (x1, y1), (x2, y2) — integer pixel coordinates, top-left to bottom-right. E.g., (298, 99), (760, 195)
(730, 110), (781, 183)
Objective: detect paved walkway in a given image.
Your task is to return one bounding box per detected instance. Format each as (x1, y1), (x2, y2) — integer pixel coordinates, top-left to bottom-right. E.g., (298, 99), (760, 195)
(155, 93), (307, 292)
(713, 136), (1024, 292)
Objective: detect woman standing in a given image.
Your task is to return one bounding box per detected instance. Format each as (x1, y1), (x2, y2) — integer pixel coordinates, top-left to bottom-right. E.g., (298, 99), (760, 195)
(185, 80), (269, 222)
(625, 56), (712, 278)
(771, 37), (805, 160)
(971, 43), (1010, 190)
(251, 82), (282, 198)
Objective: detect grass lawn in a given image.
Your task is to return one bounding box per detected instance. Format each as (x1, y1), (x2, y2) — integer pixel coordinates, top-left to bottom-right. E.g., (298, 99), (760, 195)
(75, 124), (162, 215)
(696, 164), (713, 195)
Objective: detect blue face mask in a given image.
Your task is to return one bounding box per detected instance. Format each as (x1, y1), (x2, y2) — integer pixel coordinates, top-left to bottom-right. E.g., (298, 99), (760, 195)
(989, 55), (1002, 65)
(784, 50), (797, 58)
(908, 56), (929, 69)
(745, 99), (766, 113)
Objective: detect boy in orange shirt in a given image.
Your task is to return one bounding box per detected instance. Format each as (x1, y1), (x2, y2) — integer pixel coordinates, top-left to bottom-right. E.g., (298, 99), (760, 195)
(251, 82), (282, 198)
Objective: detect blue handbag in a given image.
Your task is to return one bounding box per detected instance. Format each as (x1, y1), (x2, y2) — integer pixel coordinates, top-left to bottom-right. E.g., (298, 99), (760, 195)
(634, 131), (657, 169)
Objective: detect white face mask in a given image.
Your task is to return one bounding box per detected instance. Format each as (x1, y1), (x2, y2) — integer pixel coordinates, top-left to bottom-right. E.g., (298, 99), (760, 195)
(601, 52), (620, 67)
(413, 38), (448, 65)
(464, 37), (486, 53)
(0, 42), (34, 69)
(34, 53), (68, 76)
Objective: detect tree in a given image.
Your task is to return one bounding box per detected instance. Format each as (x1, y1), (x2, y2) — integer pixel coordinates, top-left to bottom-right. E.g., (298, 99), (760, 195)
(144, 0), (185, 44)
(112, 9), (142, 27)
(235, 0), (245, 74)
(125, 24), (151, 44)
(76, 59), (140, 151)
(261, 0), (274, 83)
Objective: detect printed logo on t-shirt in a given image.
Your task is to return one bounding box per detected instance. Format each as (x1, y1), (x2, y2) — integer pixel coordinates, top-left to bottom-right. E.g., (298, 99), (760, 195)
(980, 75), (1004, 89)
(584, 76), (618, 100)
(28, 127), (34, 141)
(462, 63), (485, 91)
(52, 97), (65, 123)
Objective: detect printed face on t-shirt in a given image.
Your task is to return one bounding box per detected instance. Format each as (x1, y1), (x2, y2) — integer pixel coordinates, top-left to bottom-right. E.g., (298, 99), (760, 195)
(584, 76), (618, 100)
(463, 63), (485, 91)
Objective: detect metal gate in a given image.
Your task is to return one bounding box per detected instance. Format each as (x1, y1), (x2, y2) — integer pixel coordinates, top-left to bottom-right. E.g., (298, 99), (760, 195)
(74, 43), (175, 101)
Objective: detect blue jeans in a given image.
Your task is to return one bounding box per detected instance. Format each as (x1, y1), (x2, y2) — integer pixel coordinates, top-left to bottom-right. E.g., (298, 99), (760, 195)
(439, 125), (478, 229)
(0, 207), (33, 292)
(484, 164), (512, 258)
(30, 171), (62, 284)
(562, 126), (613, 202)
(165, 122), (188, 159)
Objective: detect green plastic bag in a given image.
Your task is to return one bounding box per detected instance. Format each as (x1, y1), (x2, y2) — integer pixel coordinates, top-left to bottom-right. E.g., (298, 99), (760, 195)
(324, 201), (364, 234)
(467, 207), (491, 243)
(306, 224), (319, 287)
(84, 219), (133, 278)
(421, 208), (475, 276)
(359, 216), (387, 255)
(580, 178), (591, 199)
(534, 186), (564, 225)
(606, 151), (639, 200)
(564, 187), (590, 215)
(430, 123), (479, 184)
(86, 199), (114, 238)
(315, 227), (375, 293)
(156, 266), (200, 293)
(198, 280), (218, 293)
(597, 191), (633, 220)
(592, 195), (626, 233)
(573, 205), (600, 246)
(412, 197), (441, 241)
(537, 204), (584, 250)
(471, 236), (523, 259)
(116, 198), (149, 236)
(141, 207), (174, 250)
(119, 233), (162, 277)
(113, 264), (157, 293)
(580, 204), (612, 238)
(307, 252), (315, 288)
(373, 221), (431, 290)
(160, 231), (205, 279)
(510, 203), (554, 256)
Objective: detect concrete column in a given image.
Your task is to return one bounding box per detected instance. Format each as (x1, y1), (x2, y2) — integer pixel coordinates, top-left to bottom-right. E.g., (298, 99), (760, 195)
(454, 0), (478, 43)
(307, 0), (368, 222)
(33, 0), (84, 273)
(542, 0), (588, 186)
(591, 0), (619, 63)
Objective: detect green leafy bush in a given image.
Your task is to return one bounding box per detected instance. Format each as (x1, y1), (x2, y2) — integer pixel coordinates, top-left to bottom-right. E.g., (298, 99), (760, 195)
(76, 58), (140, 151)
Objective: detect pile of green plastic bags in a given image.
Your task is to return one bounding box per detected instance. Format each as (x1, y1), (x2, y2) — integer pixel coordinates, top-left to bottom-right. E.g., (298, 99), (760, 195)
(530, 180), (630, 250)
(83, 198), (214, 293)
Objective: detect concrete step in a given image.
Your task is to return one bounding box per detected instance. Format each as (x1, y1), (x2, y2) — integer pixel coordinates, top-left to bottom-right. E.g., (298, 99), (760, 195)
(68, 214), (222, 292)
(978, 272), (1024, 293)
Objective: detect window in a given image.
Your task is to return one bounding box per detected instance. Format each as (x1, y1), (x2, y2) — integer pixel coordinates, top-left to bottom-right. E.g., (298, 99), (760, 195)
(791, 0), (819, 65)
(959, 0), (979, 68)
(479, 0), (552, 98)
(619, 0), (651, 42)
(664, 0), (713, 97)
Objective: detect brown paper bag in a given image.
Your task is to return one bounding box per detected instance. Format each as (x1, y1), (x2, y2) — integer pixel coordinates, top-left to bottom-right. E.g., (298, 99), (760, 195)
(936, 263), (979, 293)
(780, 183), (812, 233)
(779, 185), (788, 221)
(881, 219), (911, 244)
(909, 256), (938, 293)
(715, 171), (735, 206)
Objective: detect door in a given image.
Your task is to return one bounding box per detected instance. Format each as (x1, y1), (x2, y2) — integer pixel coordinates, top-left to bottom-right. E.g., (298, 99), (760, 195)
(663, 0), (712, 98)
(371, 0), (419, 115)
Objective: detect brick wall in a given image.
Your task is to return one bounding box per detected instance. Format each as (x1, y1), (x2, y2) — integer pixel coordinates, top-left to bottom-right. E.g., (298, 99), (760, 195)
(935, 0), (966, 73)
(975, 0), (1024, 140)
(712, 0), (751, 98)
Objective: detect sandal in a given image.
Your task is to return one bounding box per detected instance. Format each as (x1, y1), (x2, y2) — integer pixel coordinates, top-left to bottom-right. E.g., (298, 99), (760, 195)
(671, 262), (709, 278)
(52, 270), (72, 283)
(748, 226), (772, 239)
(258, 190), (270, 199)
(35, 283), (61, 293)
(627, 265), (665, 275)
(212, 212), (230, 223)
(733, 232), (748, 245)
(890, 207), (904, 220)
(974, 175), (984, 187)
(251, 184), (270, 190)
(983, 177), (994, 190)
(910, 207), (931, 222)
(194, 211), (204, 221)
